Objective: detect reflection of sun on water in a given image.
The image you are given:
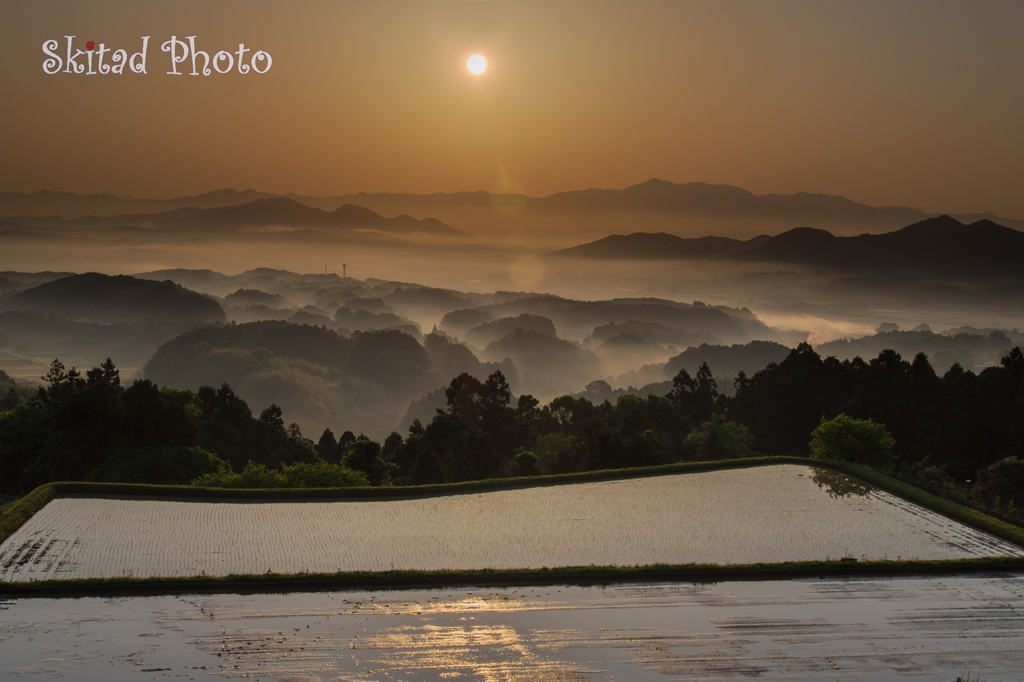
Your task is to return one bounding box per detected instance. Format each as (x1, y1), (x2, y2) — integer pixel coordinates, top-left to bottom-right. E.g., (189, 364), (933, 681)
(368, 623), (567, 681)
(372, 623), (522, 648)
(426, 597), (524, 613)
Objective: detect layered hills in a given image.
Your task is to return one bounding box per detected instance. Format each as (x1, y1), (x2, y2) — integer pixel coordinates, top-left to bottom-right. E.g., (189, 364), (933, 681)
(731, 216), (1023, 277)
(552, 216), (1024, 280)
(1, 273), (225, 324)
(5, 180), (1022, 237)
(4, 198), (467, 238)
(551, 233), (770, 259)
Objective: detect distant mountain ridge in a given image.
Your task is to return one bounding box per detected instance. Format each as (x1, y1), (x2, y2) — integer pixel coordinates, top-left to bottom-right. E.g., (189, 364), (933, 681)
(0, 188), (272, 218)
(550, 232), (771, 259)
(556, 216), (1024, 280)
(532, 179), (926, 224)
(731, 216), (1024, 278)
(5, 198), (468, 237)
(4, 180), (1022, 236)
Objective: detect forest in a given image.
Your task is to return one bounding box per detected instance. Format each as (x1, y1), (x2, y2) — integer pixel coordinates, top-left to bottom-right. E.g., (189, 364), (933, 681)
(1, 269), (1022, 526)
(2, 343), (1021, 524)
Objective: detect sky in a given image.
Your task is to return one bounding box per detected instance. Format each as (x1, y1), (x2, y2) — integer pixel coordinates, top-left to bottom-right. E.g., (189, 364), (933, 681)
(1, 0), (1022, 218)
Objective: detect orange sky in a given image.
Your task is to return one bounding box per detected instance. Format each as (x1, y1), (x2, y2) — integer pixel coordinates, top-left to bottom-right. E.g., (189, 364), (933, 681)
(1, 1), (1022, 218)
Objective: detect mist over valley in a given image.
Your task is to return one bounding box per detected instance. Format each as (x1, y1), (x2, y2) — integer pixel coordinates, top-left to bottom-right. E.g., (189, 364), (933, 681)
(6, 5), (1024, 680)
(2, 183), (1022, 533)
(2, 187), (1021, 445)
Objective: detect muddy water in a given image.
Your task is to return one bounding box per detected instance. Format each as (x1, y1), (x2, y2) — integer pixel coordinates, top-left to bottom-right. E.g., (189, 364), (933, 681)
(2, 465), (1021, 582)
(2, 575), (1024, 681)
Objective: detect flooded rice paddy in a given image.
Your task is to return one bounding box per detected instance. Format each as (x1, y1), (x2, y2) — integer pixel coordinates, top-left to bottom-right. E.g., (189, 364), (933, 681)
(3, 574), (1024, 681)
(1, 465), (1022, 582)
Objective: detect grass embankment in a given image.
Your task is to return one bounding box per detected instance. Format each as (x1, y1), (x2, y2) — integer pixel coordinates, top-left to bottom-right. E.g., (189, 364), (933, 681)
(4, 556), (1023, 598)
(0, 487), (57, 547)
(828, 461), (1024, 550)
(3, 456), (1024, 596)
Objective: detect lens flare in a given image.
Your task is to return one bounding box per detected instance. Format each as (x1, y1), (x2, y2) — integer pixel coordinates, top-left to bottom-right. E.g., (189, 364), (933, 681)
(509, 255), (544, 288)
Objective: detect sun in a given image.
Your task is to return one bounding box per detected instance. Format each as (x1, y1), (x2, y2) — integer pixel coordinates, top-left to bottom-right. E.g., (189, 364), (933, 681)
(467, 54), (487, 75)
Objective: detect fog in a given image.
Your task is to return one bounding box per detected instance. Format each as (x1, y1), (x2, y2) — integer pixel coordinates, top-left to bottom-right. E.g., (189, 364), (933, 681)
(2, 224), (1021, 441)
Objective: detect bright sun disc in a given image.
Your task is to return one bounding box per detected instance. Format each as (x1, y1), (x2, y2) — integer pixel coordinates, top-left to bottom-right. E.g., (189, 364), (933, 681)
(467, 54), (487, 74)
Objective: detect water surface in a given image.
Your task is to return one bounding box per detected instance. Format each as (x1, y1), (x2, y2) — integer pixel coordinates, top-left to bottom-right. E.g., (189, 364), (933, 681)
(2, 574), (1024, 681)
(2, 465), (1021, 582)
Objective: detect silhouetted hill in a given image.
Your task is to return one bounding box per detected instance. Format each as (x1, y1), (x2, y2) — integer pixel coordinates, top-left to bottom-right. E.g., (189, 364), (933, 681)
(0, 310), (204, 365)
(482, 329), (602, 397)
(0, 271), (75, 285)
(534, 179), (927, 225)
(549, 232), (770, 259)
(588, 320), (721, 347)
(7, 182), (1023, 237)
(422, 333), (519, 390)
(147, 320), (352, 372)
(465, 314), (558, 346)
(141, 321), (511, 439)
(8, 197), (468, 237)
(322, 180), (1015, 237)
(133, 269), (228, 290)
(146, 322), (443, 395)
(733, 226), (838, 262)
(146, 197), (341, 230)
(225, 289), (290, 308)
(439, 308), (494, 336)
(664, 341), (793, 380)
(538, 179), (761, 212)
(0, 188), (270, 218)
(596, 333), (664, 352)
(477, 296), (772, 344)
(1, 273), (225, 324)
(729, 216), (1024, 279)
(309, 180), (941, 228)
(0, 221), (57, 241)
(383, 287), (474, 319)
(816, 329), (1015, 373)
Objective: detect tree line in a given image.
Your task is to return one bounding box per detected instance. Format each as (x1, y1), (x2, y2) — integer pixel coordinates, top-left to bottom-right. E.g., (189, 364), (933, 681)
(0, 359), (373, 493)
(1, 344), (1021, 519)
(386, 343), (1024, 521)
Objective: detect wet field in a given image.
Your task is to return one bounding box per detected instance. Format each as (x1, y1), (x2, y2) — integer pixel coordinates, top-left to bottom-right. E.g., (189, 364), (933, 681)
(3, 465), (1021, 582)
(2, 574), (1024, 681)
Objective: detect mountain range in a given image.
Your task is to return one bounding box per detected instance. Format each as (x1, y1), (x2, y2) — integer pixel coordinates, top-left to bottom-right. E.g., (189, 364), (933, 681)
(552, 216), (1024, 280)
(2, 198), (468, 238)
(4, 180), (1021, 238)
(551, 233), (771, 259)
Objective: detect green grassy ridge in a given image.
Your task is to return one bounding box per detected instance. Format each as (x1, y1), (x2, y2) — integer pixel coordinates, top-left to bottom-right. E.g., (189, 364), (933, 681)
(4, 457), (1024, 599)
(0, 456), (809, 545)
(828, 462), (1024, 550)
(4, 556), (1024, 598)
(0, 487), (57, 547)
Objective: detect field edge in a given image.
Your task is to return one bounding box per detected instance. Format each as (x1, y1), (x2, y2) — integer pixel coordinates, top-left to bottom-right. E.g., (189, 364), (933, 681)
(3, 557), (1024, 598)
(2, 456), (812, 545)
(3, 457), (1024, 597)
